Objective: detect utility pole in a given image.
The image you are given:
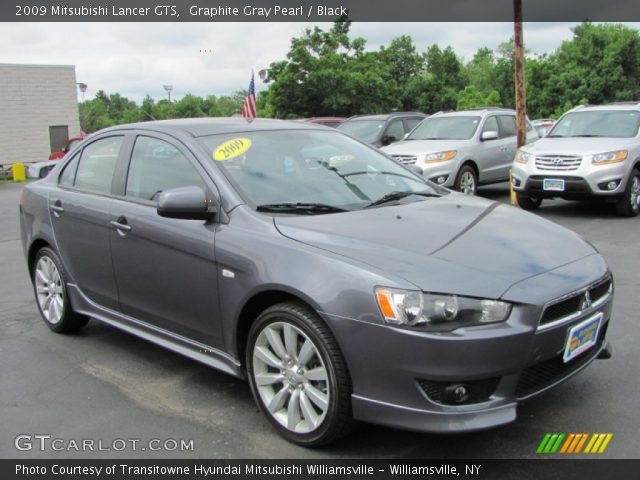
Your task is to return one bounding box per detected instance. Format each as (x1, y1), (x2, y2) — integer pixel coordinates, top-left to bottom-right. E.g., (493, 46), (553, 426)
(511, 0), (526, 205)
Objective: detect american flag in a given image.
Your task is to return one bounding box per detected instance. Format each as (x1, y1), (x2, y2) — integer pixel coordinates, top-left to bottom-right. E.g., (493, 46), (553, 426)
(241, 72), (257, 120)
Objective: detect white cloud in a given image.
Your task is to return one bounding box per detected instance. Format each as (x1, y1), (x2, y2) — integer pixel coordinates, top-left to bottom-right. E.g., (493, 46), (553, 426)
(0, 21), (637, 103)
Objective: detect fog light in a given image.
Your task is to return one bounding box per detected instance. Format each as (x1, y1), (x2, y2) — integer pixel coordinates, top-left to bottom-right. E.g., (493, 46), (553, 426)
(598, 179), (620, 191)
(430, 175), (448, 185)
(511, 177), (521, 187)
(443, 383), (470, 404)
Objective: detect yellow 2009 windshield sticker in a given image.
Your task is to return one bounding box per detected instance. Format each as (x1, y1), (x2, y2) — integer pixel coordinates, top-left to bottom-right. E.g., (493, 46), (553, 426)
(213, 138), (251, 161)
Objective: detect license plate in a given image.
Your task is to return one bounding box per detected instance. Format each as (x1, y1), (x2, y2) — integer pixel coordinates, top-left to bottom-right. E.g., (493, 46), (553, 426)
(543, 178), (565, 191)
(563, 313), (603, 363)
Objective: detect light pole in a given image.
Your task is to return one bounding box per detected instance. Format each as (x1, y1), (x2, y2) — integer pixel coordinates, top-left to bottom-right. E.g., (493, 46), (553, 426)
(77, 82), (87, 100)
(258, 69), (270, 83)
(163, 84), (173, 104)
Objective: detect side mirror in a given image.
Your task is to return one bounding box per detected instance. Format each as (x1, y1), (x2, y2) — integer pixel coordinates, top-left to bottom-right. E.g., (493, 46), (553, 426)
(481, 130), (499, 141)
(381, 135), (397, 146)
(157, 186), (217, 220)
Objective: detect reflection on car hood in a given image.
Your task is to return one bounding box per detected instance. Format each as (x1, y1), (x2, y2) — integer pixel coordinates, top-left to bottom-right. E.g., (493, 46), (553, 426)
(381, 139), (471, 156)
(523, 137), (636, 155)
(274, 195), (596, 299)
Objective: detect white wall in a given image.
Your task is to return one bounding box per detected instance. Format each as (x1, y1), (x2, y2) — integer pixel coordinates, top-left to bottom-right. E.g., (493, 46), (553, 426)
(0, 64), (81, 165)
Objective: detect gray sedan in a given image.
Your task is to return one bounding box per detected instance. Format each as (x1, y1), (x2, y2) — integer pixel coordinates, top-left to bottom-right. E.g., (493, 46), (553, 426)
(19, 119), (613, 446)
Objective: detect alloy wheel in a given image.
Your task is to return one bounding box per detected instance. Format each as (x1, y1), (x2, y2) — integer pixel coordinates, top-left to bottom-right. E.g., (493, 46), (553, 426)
(460, 171), (476, 195)
(34, 256), (64, 324)
(630, 175), (640, 212)
(252, 321), (329, 433)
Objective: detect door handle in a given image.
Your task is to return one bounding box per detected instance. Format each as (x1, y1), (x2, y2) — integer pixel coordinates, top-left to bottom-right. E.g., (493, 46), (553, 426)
(110, 217), (132, 233)
(50, 200), (64, 216)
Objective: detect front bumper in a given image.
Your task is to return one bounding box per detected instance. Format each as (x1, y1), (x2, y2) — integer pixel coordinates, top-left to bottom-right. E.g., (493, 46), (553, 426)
(324, 260), (613, 433)
(512, 158), (630, 199)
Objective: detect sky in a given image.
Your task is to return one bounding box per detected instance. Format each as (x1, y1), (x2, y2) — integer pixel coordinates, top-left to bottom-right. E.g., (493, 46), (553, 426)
(1, 22), (639, 103)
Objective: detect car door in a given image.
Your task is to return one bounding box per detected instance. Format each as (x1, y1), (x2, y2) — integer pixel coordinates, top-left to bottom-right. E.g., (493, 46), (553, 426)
(475, 115), (508, 182)
(49, 135), (125, 310)
(496, 115), (519, 180)
(109, 133), (222, 346)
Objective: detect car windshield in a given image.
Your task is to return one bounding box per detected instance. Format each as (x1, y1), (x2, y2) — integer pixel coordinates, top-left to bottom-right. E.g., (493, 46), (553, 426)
(408, 116), (481, 140)
(548, 110), (640, 138)
(337, 120), (385, 143)
(199, 130), (440, 212)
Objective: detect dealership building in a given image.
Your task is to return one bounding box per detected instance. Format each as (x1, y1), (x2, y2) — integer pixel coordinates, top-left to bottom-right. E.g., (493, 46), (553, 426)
(0, 63), (81, 166)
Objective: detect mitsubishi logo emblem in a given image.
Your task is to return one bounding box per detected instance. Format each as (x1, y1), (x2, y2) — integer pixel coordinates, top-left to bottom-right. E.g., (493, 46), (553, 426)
(580, 291), (592, 311)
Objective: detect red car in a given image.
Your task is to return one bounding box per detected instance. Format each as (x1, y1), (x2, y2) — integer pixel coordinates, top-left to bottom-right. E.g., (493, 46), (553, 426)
(49, 134), (86, 160)
(302, 117), (346, 128)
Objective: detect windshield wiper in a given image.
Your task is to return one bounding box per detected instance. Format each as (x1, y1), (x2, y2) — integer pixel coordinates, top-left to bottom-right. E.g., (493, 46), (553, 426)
(256, 203), (348, 215)
(364, 190), (440, 208)
(571, 134), (606, 137)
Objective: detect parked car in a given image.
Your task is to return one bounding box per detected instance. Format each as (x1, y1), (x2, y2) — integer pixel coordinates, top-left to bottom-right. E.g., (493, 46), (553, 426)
(27, 160), (58, 179)
(381, 108), (538, 195)
(20, 118), (612, 446)
(532, 118), (556, 137)
(302, 117), (346, 128)
(49, 134), (86, 160)
(337, 112), (427, 147)
(512, 102), (640, 216)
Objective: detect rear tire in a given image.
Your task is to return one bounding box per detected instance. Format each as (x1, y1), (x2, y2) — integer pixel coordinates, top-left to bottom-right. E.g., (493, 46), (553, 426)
(615, 169), (640, 217)
(32, 247), (89, 333)
(516, 193), (542, 211)
(246, 301), (354, 446)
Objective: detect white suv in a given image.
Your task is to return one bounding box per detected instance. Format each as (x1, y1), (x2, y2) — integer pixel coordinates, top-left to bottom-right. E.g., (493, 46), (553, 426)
(512, 102), (640, 217)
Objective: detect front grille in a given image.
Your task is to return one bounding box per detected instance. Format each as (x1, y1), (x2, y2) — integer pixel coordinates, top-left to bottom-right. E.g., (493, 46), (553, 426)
(515, 323), (607, 399)
(418, 377), (500, 405)
(535, 155), (582, 171)
(392, 155), (417, 165)
(539, 277), (612, 327)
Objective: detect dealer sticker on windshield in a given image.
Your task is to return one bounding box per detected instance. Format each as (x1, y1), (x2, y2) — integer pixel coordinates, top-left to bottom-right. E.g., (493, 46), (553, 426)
(563, 312), (602, 363)
(543, 178), (565, 191)
(213, 138), (251, 161)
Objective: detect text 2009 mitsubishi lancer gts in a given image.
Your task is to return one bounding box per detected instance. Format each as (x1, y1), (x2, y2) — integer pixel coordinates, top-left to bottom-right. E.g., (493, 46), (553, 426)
(19, 119), (613, 446)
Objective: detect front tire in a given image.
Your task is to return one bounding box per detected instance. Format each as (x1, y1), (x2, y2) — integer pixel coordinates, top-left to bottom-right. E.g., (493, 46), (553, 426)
(455, 165), (478, 195)
(32, 247), (89, 333)
(516, 193), (542, 210)
(246, 302), (353, 446)
(615, 169), (640, 217)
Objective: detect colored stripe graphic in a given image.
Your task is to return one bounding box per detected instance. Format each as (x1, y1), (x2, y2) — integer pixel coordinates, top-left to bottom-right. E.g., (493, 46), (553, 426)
(538, 433), (613, 454)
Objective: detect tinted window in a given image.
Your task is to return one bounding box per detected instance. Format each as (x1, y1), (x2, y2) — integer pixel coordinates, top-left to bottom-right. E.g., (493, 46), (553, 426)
(337, 120), (386, 143)
(482, 116), (499, 134)
(404, 117), (423, 132)
(58, 153), (80, 187)
(74, 136), (123, 193)
(126, 136), (206, 201)
(385, 119), (405, 140)
(497, 116), (517, 137)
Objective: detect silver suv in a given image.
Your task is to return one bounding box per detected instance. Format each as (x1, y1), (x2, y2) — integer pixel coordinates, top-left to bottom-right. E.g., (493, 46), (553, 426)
(381, 108), (538, 195)
(512, 102), (640, 217)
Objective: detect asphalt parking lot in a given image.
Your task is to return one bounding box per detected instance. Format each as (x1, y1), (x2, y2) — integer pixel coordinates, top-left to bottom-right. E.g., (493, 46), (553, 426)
(1, 181), (638, 459)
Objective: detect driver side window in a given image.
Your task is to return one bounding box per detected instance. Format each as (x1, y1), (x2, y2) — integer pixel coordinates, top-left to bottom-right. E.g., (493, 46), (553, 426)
(126, 136), (207, 201)
(482, 116), (499, 135)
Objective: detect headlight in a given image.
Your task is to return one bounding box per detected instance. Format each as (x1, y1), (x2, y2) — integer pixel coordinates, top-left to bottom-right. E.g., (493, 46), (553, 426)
(375, 287), (512, 331)
(515, 150), (534, 164)
(424, 150), (457, 163)
(592, 150), (628, 165)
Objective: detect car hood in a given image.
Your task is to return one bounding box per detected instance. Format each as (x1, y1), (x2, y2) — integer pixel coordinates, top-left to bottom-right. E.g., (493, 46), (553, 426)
(274, 195), (596, 299)
(522, 136), (635, 155)
(381, 139), (470, 156)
